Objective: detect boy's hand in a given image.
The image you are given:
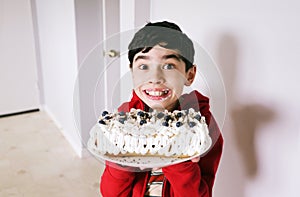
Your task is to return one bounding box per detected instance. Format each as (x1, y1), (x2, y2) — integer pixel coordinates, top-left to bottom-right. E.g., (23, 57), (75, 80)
(191, 156), (200, 163)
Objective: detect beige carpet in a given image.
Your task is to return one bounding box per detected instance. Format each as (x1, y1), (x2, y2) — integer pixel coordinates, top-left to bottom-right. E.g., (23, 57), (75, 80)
(0, 111), (104, 197)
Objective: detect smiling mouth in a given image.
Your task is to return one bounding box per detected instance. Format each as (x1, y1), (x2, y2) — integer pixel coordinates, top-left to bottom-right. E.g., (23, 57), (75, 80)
(143, 89), (171, 100)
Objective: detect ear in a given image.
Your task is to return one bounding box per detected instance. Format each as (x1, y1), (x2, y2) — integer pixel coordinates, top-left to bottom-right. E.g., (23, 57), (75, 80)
(185, 65), (196, 86)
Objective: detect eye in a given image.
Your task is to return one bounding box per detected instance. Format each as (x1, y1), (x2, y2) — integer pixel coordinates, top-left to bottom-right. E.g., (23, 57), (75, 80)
(138, 64), (149, 70)
(162, 64), (175, 70)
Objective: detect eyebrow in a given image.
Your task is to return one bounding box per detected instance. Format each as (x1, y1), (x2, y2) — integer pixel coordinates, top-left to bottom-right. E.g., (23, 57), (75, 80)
(134, 55), (149, 62)
(134, 54), (182, 62)
(162, 54), (182, 62)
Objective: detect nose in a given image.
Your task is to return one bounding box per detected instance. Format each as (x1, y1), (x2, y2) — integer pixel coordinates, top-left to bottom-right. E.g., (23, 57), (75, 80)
(148, 67), (165, 84)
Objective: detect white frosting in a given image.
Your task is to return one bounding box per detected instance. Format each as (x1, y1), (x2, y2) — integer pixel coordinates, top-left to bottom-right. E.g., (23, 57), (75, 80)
(88, 108), (212, 157)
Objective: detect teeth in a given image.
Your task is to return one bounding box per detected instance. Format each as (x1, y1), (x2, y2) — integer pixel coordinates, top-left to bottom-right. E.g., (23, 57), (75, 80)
(145, 90), (169, 96)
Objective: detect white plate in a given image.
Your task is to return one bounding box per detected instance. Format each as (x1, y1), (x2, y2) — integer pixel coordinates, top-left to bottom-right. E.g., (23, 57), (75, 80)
(87, 140), (206, 169)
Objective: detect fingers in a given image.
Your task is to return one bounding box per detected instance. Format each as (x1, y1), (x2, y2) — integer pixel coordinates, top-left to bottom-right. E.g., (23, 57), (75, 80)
(139, 167), (162, 171)
(191, 156), (200, 163)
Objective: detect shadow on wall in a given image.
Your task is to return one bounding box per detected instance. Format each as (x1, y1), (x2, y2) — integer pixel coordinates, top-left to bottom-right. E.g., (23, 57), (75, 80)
(231, 104), (275, 177)
(215, 33), (276, 196)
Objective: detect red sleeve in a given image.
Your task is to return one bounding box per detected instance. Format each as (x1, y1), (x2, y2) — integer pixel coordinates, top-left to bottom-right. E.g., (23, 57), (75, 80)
(162, 161), (203, 197)
(100, 162), (136, 197)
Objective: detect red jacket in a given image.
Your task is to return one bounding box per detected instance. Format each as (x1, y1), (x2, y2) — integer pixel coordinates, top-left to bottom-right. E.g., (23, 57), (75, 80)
(100, 90), (223, 197)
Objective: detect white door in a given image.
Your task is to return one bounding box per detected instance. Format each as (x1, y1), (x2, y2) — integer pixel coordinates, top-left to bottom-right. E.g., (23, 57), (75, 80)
(0, 0), (40, 116)
(102, 0), (150, 110)
(102, 0), (121, 111)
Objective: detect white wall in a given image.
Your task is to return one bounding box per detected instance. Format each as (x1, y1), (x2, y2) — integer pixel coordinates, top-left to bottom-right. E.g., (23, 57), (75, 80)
(0, 0), (40, 115)
(73, 0), (104, 153)
(33, 0), (82, 156)
(151, 0), (300, 196)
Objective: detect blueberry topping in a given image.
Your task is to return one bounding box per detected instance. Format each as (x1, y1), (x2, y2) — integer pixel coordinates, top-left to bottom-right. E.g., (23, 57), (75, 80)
(162, 122), (169, 127)
(176, 121), (183, 127)
(185, 109), (189, 115)
(164, 115), (172, 122)
(137, 111), (145, 117)
(156, 112), (164, 119)
(194, 114), (201, 121)
(140, 119), (147, 125)
(144, 112), (150, 119)
(149, 108), (154, 112)
(189, 121), (196, 127)
(104, 116), (112, 120)
(118, 111), (125, 116)
(102, 110), (109, 117)
(176, 112), (183, 118)
(98, 120), (106, 125)
(118, 118), (126, 124)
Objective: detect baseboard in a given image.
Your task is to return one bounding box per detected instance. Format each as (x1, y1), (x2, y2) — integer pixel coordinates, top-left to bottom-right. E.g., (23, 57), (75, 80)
(0, 108), (40, 118)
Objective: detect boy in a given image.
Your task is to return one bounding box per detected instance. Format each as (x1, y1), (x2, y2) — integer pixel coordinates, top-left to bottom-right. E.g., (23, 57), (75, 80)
(100, 21), (223, 197)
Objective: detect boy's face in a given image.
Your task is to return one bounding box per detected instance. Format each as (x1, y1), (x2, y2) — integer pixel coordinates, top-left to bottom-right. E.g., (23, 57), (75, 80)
(131, 45), (196, 111)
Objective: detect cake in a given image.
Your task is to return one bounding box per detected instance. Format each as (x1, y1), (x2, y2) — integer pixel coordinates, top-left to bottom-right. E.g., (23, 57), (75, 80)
(88, 108), (212, 158)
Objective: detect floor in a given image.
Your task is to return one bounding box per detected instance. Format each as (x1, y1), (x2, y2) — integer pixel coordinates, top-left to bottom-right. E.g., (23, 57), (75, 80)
(0, 111), (104, 197)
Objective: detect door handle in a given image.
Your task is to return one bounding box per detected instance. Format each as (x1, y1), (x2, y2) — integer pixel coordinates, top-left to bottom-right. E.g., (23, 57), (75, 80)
(104, 49), (120, 58)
